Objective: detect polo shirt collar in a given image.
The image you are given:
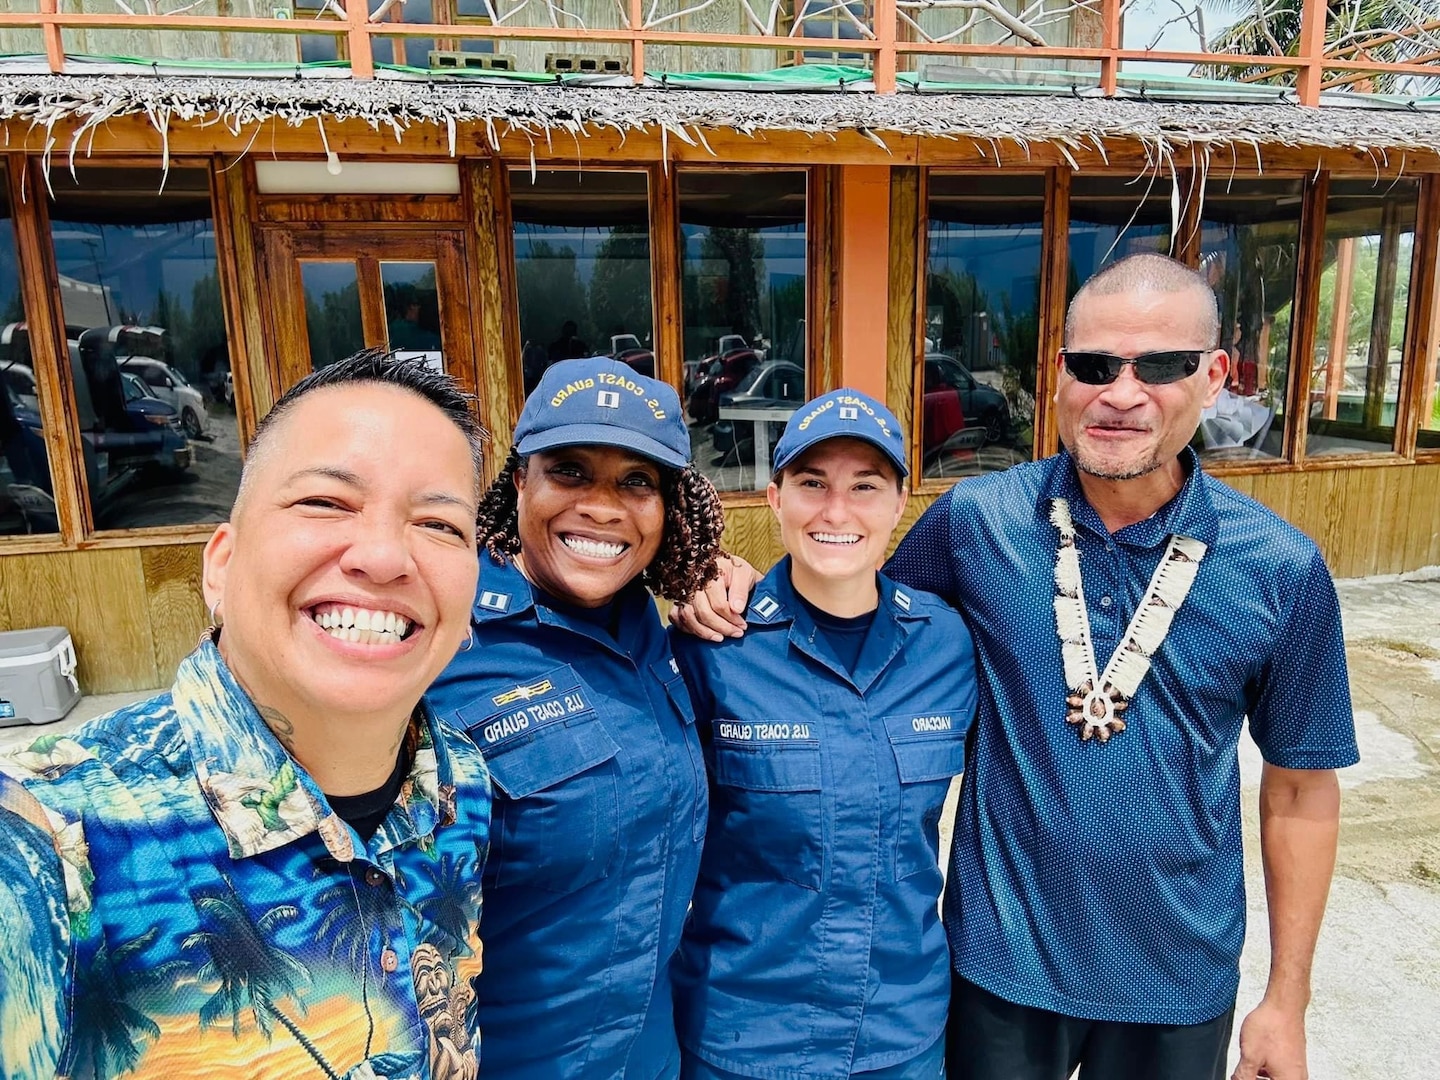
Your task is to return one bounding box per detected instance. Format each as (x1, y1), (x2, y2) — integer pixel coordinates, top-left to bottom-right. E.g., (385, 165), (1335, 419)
(1037, 447), (1219, 550)
(174, 639), (457, 863)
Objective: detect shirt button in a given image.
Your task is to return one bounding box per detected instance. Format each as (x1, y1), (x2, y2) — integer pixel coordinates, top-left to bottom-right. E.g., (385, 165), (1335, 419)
(380, 948), (399, 973)
(364, 867), (387, 887)
(1100, 596), (1113, 608)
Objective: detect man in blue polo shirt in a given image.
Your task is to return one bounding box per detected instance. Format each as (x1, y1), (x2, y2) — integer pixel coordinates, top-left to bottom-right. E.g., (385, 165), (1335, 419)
(677, 253), (1357, 1080)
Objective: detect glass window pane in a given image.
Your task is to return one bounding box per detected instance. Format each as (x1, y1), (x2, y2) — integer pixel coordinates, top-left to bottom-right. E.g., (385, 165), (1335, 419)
(1, 179), (60, 536)
(510, 170), (654, 398)
(48, 166), (238, 533)
(382, 260), (445, 372)
(1194, 178), (1303, 462)
(1307, 179), (1419, 458)
(1068, 174), (1175, 288)
(301, 261), (366, 371)
(680, 170), (807, 494)
(924, 173), (1042, 479)
(1419, 247), (1440, 451)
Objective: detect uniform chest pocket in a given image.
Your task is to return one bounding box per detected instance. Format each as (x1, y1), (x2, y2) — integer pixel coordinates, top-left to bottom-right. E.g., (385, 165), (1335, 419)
(708, 733), (823, 891)
(482, 712), (622, 894)
(884, 713), (968, 882)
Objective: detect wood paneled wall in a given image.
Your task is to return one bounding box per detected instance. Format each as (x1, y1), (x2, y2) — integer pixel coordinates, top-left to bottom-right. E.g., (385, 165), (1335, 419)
(0, 543), (207, 695)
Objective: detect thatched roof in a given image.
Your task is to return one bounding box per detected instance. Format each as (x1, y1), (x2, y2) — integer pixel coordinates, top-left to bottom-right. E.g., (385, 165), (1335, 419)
(1, 72), (1437, 163)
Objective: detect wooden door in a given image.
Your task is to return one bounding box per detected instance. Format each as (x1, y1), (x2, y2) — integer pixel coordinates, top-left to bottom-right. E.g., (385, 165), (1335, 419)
(261, 228), (478, 400)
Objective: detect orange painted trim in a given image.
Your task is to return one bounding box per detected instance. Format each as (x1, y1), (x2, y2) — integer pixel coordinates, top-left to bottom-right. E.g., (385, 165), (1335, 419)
(837, 165), (890, 401)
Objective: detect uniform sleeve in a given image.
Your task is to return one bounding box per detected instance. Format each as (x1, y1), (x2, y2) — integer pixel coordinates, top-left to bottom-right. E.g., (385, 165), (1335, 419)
(885, 492), (960, 607)
(1246, 550), (1359, 769)
(0, 779), (72, 1080)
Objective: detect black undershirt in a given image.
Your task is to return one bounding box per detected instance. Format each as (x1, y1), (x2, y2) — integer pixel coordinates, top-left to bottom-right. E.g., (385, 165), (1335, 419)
(328, 743), (411, 842)
(796, 592), (877, 676)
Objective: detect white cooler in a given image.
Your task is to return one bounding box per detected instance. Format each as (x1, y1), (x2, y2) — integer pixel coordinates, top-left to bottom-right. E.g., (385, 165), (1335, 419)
(0, 627), (81, 726)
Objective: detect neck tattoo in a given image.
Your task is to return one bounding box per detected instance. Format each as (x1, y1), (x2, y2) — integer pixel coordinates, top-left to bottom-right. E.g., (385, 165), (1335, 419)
(1050, 498), (1206, 743)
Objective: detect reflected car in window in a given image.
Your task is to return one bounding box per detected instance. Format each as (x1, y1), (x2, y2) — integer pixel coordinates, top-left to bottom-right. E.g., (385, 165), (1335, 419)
(118, 356), (209, 439)
(922, 353), (1010, 447)
(116, 371), (193, 476)
(687, 348), (763, 426)
(711, 360), (805, 462)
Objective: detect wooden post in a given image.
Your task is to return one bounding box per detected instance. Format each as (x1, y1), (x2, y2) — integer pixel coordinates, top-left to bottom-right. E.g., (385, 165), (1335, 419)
(1099, 0), (1121, 97)
(836, 165), (891, 399)
(1323, 236), (1354, 421)
(8, 157), (89, 542)
(809, 166), (841, 396)
(1287, 170), (1330, 464)
(38, 0), (63, 72)
(649, 163), (683, 392)
(1296, 0), (1327, 108)
(212, 158), (271, 447)
(1396, 174), (1440, 455)
(463, 160), (521, 481)
(346, 0), (375, 78)
(629, 0), (644, 85)
(1036, 166), (1071, 459)
(872, 0), (897, 94)
(886, 167), (920, 474)
(1362, 199), (1402, 434)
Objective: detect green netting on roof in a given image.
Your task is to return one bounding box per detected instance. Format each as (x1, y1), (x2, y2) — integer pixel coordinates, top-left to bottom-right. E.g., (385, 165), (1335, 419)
(651, 64), (872, 89)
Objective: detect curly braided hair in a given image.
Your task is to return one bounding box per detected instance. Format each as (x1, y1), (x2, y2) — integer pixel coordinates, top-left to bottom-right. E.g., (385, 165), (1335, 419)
(475, 446), (725, 603)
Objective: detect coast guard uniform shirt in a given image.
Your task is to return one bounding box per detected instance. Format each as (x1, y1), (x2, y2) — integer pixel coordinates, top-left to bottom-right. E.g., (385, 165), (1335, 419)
(427, 555), (707, 1079)
(0, 640), (490, 1080)
(671, 560), (977, 1079)
(886, 448), (1359, 1025)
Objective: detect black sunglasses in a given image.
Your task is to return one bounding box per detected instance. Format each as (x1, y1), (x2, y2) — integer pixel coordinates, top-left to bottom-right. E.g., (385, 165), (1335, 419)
(1061, 350), (1206, 386)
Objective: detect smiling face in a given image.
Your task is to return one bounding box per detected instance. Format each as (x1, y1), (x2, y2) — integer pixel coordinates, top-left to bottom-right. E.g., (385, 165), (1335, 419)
(1057, 287), (1228, 484)
(202, 382), (479, 731)
(768, 438), (907, 598)
(513, 445), (667, 608)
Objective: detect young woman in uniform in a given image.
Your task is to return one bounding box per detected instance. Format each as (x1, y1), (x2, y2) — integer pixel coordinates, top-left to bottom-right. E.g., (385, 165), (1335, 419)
(427, 357), (724, 1079)
(671, 388), (978, 1080)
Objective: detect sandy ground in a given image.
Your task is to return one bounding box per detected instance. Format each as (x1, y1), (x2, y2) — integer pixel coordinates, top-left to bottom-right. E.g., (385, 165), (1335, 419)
(3, 572), (1438, 1076)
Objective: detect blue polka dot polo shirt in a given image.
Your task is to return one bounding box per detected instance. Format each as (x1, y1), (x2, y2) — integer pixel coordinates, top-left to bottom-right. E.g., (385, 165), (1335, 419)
(886, 448), (1359, 1026)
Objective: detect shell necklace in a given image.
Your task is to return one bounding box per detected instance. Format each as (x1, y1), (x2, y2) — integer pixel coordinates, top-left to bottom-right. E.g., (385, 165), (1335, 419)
(1050, 498), (1207, 743)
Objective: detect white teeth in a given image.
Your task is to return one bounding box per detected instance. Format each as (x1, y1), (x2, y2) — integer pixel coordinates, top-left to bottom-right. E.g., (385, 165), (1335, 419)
(812, 532), (861, 545)
(563, 536), (626, 559)
(311, 604), (413, 644)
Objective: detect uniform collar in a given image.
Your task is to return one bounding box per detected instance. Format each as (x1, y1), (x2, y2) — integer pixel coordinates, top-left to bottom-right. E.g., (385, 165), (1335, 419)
(1037, 447), (1219, 550)
(174, 639), (457, 863)
(472, 550), (655, 658)
(748, 557), (930, 692)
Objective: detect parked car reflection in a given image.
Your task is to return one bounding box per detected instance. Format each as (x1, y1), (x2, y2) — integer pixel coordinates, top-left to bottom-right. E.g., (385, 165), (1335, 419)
(710, 360), (805, 465)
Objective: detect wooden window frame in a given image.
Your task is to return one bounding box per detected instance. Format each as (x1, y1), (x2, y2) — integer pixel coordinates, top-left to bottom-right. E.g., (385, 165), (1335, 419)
(0, 154), (251, 555)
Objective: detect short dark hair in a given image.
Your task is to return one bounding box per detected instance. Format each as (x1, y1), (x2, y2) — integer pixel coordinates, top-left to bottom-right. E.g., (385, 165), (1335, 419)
(1065, 253), (1220, 349)
(239, 347), (489, 504)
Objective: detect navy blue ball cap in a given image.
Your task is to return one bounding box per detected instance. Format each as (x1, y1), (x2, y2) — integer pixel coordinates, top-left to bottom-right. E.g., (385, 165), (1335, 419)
(772, 388), (909, 478)
(514, 357), (690, 469)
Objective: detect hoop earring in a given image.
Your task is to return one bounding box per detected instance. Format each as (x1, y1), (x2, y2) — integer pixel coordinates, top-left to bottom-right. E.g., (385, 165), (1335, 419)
(459, 627), (475, 652)
(207, 602), (223, 629)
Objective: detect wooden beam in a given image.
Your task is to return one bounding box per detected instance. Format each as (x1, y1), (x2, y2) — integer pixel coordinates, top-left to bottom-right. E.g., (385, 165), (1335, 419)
(1036, 166), (1070, 460)
(1099, 0), (1120, 97)
(836, 165), (891, 399)
(649, 163), (684, 395)
(37, 0), (63, 72)
(873, 0), (898, 94)
(809, 166), (841, 397)
(885, 166), (919, 472)
(6, 156), (89, 543)
(462, 160), (521, 477)
(1287, 170), (1330, 462)
(1295, 0), (1328, 107)
(1323, 236), (1355, 421)
(628, 0), (644, 85)
(212, 157), (271, 446)
(1362, 198), (1402, 434)
(346, 0), (374, 78)
(1397, 174), (1440, 456)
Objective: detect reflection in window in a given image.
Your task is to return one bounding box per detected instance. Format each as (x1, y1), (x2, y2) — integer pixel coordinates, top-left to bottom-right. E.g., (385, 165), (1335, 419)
(680, 171), (806, 493)
(1, 182), (60, 536)
(1307, 180), (1419, 457)
(1194, 179), (1303, 462)
(1068, 174), (1174, 288)
(301, 262), (366, 371)
(382, 261), (444, 370)
(48, 166), (235, 532)
(511, 170), (654, 397)
(924, 173), (1042, 478)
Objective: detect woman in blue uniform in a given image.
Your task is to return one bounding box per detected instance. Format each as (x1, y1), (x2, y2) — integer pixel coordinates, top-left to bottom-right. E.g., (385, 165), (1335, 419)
(671, 389), (978, 1080)
(426, 357), (725, 1079)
